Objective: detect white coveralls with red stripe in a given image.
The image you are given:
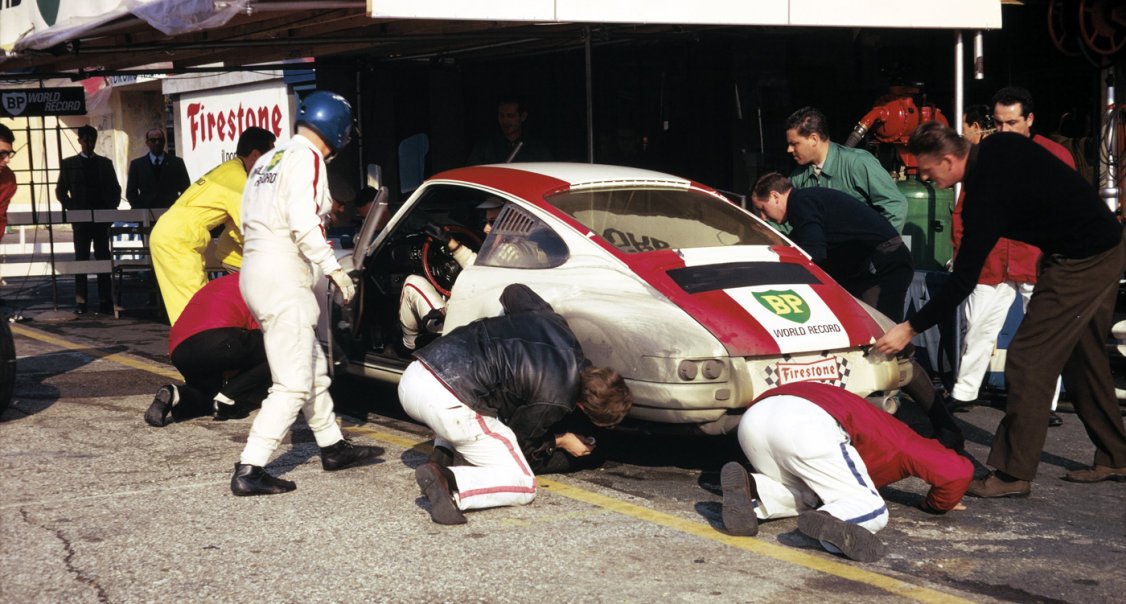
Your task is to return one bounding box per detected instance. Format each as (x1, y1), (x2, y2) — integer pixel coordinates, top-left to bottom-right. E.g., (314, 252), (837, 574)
(237, 133), (346, 467)
(737, 382), (972, 537)
(398, 284), (588, 512)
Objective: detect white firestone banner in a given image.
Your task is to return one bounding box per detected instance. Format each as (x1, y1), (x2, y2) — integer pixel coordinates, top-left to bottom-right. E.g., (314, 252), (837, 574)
(175, 80), (294, 180)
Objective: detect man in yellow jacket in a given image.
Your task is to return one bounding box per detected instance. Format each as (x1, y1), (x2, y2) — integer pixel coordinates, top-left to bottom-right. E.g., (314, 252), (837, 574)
(151, 127), (276, 324)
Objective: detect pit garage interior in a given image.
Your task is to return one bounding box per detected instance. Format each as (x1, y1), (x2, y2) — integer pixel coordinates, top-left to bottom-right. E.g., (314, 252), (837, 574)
(2, 1), (1123, 394)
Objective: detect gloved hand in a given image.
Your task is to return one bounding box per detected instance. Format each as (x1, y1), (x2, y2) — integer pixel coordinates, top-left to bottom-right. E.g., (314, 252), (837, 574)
(329, 269), (355, 304)
(423, 222), (450, 244)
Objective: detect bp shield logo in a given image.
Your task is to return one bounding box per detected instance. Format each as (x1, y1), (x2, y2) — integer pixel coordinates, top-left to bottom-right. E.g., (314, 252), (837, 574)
(753, 290), (810, 323)
(2, 93), (27, 117)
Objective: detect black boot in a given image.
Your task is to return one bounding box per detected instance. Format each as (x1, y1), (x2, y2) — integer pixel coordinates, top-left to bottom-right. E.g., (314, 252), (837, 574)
(230, 463), (296, 496)
(320, 438), (385, 471)
(415, 462), (466, 525)
(144, 385), (177, 427)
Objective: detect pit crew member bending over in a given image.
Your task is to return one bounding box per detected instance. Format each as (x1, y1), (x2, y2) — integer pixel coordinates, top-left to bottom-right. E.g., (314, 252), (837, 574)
(231, 91), (383, 496)
(150, 127), (276, 325)
(720, 382), (971, 562)
(399, 283), (633, 525)
(144, 274), (270, 426)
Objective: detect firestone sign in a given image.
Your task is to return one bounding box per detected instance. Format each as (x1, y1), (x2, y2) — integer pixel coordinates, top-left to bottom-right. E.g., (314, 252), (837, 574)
(177, 80), (293, 180)
(0, 87), (86, 117)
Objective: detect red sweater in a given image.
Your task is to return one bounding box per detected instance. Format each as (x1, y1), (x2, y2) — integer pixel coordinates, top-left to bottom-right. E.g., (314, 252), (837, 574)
(168, 274), (258, 354)
(951, 134), (1076, 285)
(751, 382), (972, 511)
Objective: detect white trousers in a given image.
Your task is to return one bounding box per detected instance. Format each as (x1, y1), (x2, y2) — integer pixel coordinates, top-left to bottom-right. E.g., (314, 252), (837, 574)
(736, 395), (889, 535)
(954, 282), (1060, 409)
(239, 252), (343, 467)
(398, 361), (537, 511)
(399, 275), (446, 350)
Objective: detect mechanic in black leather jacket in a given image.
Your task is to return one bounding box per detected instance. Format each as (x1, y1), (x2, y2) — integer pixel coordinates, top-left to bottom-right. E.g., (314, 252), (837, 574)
(399, 283), (633, 525)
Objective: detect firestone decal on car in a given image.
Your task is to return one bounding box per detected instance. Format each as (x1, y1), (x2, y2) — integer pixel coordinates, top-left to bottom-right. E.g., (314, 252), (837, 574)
(762, 353), (851, 388)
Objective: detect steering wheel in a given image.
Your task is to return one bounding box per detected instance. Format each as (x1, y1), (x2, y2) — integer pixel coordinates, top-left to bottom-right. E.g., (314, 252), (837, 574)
(422, 224), (482, 297)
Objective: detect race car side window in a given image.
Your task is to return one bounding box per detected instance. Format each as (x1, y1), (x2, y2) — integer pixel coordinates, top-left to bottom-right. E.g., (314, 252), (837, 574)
(476, 205), (569, 269)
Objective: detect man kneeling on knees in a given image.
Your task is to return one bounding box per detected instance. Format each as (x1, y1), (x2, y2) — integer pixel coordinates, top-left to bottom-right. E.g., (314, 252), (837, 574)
(398, 283), (633, 525)
(720, 382), (971, 562)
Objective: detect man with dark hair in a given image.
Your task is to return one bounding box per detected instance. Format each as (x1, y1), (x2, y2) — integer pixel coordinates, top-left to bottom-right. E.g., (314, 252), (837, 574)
(876, 121), (1126, 496)
(144, 274), (270, 426)
(0, 124), (15, 244)
(991, 86), (1036, 135)
(719, 382), (971, 562)
(784, 106), (907, 232)
(124, 128), (190, 210)
(751, 172), (963, 450)
(399, 283), (633, 525)
(56, 125), (121, 315)
(467, 97), (553, 165)
(150, 126), (276, 324)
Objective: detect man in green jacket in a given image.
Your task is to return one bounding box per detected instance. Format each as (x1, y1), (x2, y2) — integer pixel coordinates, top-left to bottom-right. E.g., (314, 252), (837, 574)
(785, 106), (907, 233)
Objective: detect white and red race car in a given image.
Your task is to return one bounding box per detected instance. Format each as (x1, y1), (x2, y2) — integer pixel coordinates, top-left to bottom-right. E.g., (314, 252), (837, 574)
(321, 163), (909, 435)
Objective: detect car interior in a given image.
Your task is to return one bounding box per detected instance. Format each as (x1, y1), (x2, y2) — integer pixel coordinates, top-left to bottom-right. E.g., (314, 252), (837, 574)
(336, 184), (498, 367)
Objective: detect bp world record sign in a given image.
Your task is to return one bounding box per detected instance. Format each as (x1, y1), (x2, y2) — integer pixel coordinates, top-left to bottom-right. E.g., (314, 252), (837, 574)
(1, 88), (86, 117)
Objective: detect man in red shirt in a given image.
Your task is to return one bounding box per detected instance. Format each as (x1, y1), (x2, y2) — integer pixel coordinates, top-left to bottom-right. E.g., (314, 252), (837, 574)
(0, 124), (16, 244)
(720, 382), (971, 562)
(144, 274), (270, 426)
(949, 89), (1075, 429)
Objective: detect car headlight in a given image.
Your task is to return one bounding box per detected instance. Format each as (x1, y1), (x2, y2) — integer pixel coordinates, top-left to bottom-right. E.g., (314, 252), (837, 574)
(676, 359), (727, 381)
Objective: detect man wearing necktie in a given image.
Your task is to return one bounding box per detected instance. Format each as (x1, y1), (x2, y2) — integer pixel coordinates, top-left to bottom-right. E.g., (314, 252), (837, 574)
(125, 128), (190, 210)
(56, 125), (121, 314)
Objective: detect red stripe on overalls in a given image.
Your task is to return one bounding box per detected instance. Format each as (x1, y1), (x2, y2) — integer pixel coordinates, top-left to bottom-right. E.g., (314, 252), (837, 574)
(417, 362), (537, 500)
(456, 412), (538, 500)
(310, 149), (327, 241)
(401, 281), (441, 311)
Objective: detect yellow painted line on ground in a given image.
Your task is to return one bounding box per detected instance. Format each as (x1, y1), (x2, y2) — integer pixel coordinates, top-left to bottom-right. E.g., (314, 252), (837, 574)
(341, 425), (968, 603)
(15, 325), (969, 603)
(10, 322), (182, 381)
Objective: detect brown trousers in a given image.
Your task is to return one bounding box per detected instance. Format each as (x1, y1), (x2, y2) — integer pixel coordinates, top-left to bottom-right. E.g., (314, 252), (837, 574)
(991, 230), (1126, 479)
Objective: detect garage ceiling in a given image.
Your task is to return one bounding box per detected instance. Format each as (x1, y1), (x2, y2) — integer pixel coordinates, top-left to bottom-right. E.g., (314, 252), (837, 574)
(0, 0), (1005, 79)
(0, 3), (710, 78)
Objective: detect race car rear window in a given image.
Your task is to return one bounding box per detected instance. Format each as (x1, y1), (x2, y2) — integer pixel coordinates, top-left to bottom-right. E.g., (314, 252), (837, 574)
(547, 187), (785, 253)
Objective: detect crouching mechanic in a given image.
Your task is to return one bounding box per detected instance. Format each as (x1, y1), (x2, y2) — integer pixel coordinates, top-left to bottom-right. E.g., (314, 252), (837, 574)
(720, 382), (971, 562)
(231, 90), (383, 496)
(399, 283), (633, 525)
(144, 274), (270, 427)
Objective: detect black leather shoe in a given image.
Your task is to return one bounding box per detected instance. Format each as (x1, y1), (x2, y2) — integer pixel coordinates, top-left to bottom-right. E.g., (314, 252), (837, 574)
(720, 461), (759, 537)
(415, 462), (466, 525)
(798, 510), (886, 562)
(320, 438), (384, 471)
(230, 463), (296, 496)
(213, 400), (251, 421)
(947, 397), (977, 413)
(144, 384), (176, 427)
(74, 303), (87, 315)
(1048, 412), (1063, 427)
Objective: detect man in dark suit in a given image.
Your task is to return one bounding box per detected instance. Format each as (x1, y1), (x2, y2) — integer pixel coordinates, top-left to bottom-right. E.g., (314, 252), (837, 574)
(125, 128), (190, 209)
(56, 125), (121, 314)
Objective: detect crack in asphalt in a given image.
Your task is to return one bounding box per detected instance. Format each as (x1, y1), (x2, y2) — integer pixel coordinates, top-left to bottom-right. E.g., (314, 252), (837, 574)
(20, 507), (110, 603)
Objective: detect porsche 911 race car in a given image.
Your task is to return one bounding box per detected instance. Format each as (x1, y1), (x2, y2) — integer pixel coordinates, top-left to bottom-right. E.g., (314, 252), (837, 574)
(320, 163), (910, 434)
